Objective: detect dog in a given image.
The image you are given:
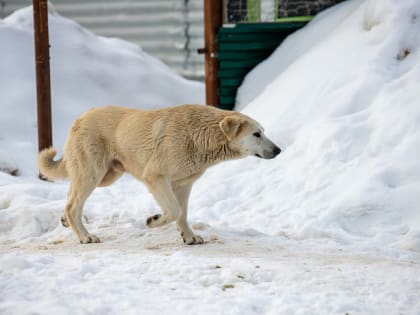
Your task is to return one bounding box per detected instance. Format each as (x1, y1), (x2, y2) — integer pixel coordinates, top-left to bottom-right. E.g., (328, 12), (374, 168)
(38, 105), (281, 244)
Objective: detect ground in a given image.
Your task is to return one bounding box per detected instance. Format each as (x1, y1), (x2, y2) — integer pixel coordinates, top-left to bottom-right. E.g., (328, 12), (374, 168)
(1, 217), (419, 315)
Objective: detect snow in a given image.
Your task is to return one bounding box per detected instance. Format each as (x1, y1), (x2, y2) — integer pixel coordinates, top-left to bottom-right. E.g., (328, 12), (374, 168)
(2, 235), (419, 315)
(236, 0), (420, 250)
(1, 2), (420, 315)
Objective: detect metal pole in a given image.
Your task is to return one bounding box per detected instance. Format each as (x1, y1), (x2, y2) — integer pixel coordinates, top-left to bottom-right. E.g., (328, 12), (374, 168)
(201, 0), (222, 106)
(33, 0), (52, 152)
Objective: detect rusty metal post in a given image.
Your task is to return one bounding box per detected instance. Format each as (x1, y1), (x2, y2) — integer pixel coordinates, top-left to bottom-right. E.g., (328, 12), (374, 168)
(33, 0), (52, 152)
(201, 0), (222, 106)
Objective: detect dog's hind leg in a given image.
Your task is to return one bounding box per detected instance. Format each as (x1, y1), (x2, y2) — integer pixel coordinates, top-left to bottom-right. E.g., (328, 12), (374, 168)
(142, 173), (182, 229)
(64, 157), (108, 244)
(64, 176), (101, 244)
(61, 185), (72, 228)
(173, 182), (204, 245)
(61, 184), (89, 228)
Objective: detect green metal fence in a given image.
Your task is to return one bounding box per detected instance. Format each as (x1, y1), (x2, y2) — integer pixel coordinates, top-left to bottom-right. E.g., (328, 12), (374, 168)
(217, 22), (309, 109)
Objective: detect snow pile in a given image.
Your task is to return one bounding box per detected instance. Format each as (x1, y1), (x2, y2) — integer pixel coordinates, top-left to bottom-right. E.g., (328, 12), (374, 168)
(228, 0), (420, 250)
(0, 6), (204, 175)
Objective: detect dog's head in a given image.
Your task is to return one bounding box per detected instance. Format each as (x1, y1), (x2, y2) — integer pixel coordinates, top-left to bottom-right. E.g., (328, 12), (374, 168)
(219, 114), (281, 159)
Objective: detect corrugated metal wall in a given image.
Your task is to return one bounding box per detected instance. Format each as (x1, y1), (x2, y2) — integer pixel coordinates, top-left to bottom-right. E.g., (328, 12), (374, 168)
(1, 0), (204, 80)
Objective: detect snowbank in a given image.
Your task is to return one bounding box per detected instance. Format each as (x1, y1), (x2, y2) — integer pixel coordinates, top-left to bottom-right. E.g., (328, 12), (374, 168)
(0, 6), (204, 175)
(230, 0), (420, 250)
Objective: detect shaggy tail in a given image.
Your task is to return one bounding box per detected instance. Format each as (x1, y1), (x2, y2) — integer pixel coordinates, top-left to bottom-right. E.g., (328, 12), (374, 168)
(38, 147), (68, 180)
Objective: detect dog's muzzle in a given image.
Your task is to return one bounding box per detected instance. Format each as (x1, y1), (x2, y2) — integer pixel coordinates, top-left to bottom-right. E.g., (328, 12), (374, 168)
(256, 146), (281, 159)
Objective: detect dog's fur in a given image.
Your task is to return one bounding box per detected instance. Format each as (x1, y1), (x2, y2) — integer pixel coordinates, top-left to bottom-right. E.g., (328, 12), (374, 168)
(38, 105), (281, 244)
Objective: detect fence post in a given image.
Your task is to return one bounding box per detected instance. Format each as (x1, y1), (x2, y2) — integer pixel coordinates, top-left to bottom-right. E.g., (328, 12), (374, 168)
(202, 0), (222, 106)
(33, 0), (52, 153)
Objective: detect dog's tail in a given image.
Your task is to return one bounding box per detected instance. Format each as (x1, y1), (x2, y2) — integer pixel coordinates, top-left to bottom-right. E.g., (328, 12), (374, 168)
(38, 147), (68, 180)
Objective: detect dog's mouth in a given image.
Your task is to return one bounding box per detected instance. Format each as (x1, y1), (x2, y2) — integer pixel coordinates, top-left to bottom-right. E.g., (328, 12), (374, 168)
(255, 154), (262, 158)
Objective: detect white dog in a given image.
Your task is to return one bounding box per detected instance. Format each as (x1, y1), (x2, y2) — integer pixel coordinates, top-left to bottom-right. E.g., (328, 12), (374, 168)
(38, 105), (281, 244)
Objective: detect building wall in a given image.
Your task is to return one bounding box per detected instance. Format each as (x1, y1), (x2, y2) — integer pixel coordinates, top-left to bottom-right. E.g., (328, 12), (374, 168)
(1, 0), (205, 80)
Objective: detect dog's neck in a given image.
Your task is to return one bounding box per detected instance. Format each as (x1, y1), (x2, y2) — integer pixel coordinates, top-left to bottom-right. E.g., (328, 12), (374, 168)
(202, 132), (242, 166)
(205, 142), (240, 165)
(189, 122), (242, 167)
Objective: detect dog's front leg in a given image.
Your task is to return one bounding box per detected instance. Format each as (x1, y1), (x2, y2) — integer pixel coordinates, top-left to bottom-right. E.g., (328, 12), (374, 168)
(143, 173), (182, 228)
(143, 173), (204, 245)
(173, 183), (204, 245)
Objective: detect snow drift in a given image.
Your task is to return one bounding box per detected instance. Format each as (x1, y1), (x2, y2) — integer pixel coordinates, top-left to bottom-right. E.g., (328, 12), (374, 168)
(229, 0), (420, 250)
(0, 6), (204, 175)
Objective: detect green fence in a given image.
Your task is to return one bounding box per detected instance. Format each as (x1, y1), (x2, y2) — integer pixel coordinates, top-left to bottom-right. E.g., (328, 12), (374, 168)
(217, 22), (309, 110)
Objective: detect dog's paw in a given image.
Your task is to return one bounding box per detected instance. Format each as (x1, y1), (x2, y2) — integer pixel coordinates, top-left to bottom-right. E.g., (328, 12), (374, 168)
(181, 232), (204, 245)
(79, 234), (101, 244)
(146, 214), (162, 228)
(61, 215), (70, 228)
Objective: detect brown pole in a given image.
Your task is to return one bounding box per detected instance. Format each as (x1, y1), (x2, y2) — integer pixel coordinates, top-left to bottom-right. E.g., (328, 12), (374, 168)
(33, 0), (52, 152)
(202, 0), (222, 106)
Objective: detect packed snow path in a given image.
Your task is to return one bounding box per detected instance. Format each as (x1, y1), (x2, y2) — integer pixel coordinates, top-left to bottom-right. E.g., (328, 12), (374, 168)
(1, 221), (420, 315)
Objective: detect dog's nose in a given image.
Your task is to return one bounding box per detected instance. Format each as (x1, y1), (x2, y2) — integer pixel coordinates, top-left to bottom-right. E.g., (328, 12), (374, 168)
(273, 146), (281, 156)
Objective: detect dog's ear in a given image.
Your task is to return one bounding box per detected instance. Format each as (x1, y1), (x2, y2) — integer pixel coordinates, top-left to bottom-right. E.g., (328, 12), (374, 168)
(219, 116), (241, 141)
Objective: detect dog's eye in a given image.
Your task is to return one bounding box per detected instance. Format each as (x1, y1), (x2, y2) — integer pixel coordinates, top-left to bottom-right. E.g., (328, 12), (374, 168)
(253, 132), (261, 138)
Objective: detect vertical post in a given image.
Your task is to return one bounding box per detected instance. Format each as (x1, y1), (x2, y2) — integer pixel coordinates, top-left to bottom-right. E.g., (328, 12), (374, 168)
(203, 0), (222, 106)
(33, 0), (52, 152)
